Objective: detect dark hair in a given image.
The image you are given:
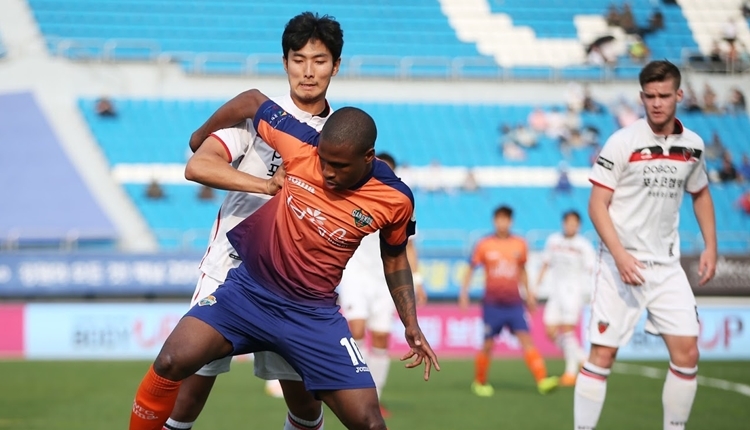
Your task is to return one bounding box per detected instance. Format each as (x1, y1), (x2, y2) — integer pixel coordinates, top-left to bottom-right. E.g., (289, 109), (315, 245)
(282, 12), (344, 62)
(320, 107), (377, 154)
(494, 205), (513, 218)
(376, 152), (396, 169)
(563, 210), (581, 222)
(639, 60), (681, 90)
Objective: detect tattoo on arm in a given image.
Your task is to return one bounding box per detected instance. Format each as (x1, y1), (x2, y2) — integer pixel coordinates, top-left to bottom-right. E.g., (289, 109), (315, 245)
(385, 268), (417, 327)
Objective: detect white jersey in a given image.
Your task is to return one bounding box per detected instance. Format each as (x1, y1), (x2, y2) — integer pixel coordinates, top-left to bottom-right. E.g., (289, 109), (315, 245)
(198, 94), (332, 280)
(589, 118), (708, 264)
(343, 232), (384, 282)
(541, 232), (596, 293)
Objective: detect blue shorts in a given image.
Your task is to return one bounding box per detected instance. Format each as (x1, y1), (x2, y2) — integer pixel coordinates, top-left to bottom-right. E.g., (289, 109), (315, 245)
(185, 267), (375, 392)
(482, 302), (529, 339)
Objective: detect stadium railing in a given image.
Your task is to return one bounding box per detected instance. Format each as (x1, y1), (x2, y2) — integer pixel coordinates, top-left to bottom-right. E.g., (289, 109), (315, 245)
(681, 47), (750, 75)
(46, 37), (750, 82)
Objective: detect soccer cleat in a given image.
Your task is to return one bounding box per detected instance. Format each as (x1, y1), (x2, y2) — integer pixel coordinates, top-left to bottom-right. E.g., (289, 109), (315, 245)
(537, 376), (560, 394)
(560, 372), (577, 387)
(471, 381), (495, 397)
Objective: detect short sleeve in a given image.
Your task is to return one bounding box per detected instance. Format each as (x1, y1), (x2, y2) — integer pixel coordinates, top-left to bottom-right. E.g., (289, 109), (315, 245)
(685, 157), (709, 194)
(589, 134), (629, 191)
(210, 120), (256, 162)
(379, 201), (416, 253)
(253, 100), (319, 160)
(469, 240), (484, 268)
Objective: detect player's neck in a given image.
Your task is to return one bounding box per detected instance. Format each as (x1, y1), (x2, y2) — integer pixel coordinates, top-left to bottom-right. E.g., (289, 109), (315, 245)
(290, 94), (328, 117)
(495, 232), (510, 239)
(563, 233), (576, 239)
(647, 116), (676, 137)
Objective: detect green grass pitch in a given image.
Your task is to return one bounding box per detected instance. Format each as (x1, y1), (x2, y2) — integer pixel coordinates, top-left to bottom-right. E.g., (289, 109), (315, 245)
(0, 359), (748, 429)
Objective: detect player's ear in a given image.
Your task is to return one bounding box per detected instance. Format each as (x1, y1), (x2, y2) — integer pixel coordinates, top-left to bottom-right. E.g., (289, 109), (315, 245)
(331, 58), (341, 77)
(363, 147), (375, 163)
(676, 88), (684, 103)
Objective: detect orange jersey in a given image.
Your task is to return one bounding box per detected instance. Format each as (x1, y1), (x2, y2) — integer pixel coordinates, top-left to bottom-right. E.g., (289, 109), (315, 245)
(470, 234), (527, 305)
(226, 100), (415, 306)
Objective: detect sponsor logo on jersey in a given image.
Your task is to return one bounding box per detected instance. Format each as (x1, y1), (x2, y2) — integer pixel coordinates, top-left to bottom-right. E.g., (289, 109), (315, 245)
(352, 208), (373, 228)
(198, 295), (217, 307)
(596, 156), (614, 171)
(640, 147), (653, 159)
(267, 105), (289, 127)
(597, 321), (609, 334)
(643, 165), (678, 174)
(288, 175), (315, 194)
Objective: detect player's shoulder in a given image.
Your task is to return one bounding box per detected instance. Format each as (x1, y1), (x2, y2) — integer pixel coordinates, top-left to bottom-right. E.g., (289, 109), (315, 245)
(369, 159), (414, 206)
(547, 232), (563, 242)
(511, 234), (528, 247)
(676, 120), (705, 149)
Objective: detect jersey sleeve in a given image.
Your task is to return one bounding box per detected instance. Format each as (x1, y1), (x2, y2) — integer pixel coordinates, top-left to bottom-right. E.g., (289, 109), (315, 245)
(210, 120), (256, 162)
(253, 100), (320, 160)
(685, 156), (709, 194)
(589, 134), (629, 191)
(469, 240), (484, 268)
(379, 200), (416, 253)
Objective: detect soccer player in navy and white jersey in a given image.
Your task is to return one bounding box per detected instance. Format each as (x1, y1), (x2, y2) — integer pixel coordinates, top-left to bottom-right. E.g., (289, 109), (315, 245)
(536, 210), (595, 386)
(575, 60), (717, 430)
(164, 12), (342, 430)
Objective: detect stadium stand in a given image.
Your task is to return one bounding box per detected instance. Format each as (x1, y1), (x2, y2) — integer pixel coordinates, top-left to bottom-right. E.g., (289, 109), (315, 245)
(0, 92), (116, 249)
(79, 98), (750, 253)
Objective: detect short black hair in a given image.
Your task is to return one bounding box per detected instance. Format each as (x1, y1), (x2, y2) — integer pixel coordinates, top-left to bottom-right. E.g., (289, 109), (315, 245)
(282, 12), (344, 62)
(376, 152), (396, 169)
(639, 60), (681, 90)
(494, 205), (513, 218)
(563, 210), (581, 222)
(320, 107), (377, 154)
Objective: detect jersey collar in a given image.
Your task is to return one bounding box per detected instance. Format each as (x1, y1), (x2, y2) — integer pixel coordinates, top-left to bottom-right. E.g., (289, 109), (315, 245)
(280, 93), (332, 122)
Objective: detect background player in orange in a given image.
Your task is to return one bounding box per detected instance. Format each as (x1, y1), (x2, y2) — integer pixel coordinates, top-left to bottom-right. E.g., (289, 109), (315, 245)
(460, 205), (559, 396)
(129, 89), (439, 430)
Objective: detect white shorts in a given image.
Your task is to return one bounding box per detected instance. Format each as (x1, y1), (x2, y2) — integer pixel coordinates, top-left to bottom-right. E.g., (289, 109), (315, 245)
(543, 292), (584, 326)
(589, 253), (699, 348)
(190, 273), (302, 381)
(338, 270), (395, 334)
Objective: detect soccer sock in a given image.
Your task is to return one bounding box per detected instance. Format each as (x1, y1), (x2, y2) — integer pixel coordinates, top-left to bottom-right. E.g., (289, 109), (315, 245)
(561, 331), (581, 375)
(130, 365), (181, 430)
(474, 352), (490, 385)
(284, 410), (324, 430)
(163, 418), (193, 430)
(367, 347), (391, 399)
(523, 348), (548, 383)
(574, 362), (610, 430)
(663, 362), (698, 430)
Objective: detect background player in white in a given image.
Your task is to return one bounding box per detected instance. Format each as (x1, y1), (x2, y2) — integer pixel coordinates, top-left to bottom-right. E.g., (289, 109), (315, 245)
(574, 60), (717, 430)
(536, 210), (595, 387)
(337, 152), (427, 418)
(168, 12), (343, 430)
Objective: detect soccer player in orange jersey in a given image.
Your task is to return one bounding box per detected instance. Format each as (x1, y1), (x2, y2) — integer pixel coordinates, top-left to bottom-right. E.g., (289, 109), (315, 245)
(129, 90), (439, 430)
(460, 205), (559, 396)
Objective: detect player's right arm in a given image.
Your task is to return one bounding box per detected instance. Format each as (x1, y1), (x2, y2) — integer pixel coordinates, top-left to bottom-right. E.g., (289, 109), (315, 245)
(535, 237), (552, 288)
(589, 138), (645, 285)
(459, 241), (482, 310)
(184, 130), (282, 195)
(189, 89), (268, 153)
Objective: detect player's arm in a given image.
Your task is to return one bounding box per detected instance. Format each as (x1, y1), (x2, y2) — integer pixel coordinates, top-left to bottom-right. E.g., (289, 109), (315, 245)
(460, 244), (480, 310)
(691, 186), (717, 285)
(520, 264), (536, 311)
(189, 90), (268, 153)
(405, 239), (427, 306)
(535, 238), (552, 287)
(589, 185), (645, 285)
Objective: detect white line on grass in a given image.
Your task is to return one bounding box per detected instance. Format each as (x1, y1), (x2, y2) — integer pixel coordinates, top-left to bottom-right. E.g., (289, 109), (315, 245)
(612, 363), (750, 398)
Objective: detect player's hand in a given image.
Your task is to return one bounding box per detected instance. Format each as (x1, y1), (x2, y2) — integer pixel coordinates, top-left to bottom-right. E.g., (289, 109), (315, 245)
(265, 165), (286, 195)
(400, 324), (440, 381)
(525, 295), (538, 313)
(698, 247), (717, 286)
(613, 250), (646, 286)
(458, 291), (470, 311)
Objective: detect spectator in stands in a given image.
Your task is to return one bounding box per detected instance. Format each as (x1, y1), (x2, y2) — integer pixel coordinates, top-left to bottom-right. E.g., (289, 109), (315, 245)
(462, 169), (480, 193)
(605, 3), (621, 27)
(705, 131), (727, 161)
(682, 84), (702, 112)
(647, 9), (664, 33)
(726, 87), (747, 114)
(146, 179), (165, 200)
(619, 3), (638, 34)
(628, 35), (650, 64)
(553, 162), (572, 195)
(739, 154), (750, 181)
(582, 86), (604, 113)
(718, 153), (739, 183)
(528, 107), (549, 133)
(514, 123), (538, 148)
(546, 106), (566, 139)
(197, 185), (215, 201)
(95, 97), (116, 117)
(615, 102), (639, 128)
(702, 83), (720, 113)
(722, 17), (738, 47)
(737, 190), (750, 215)
(566, 82), (585, 112)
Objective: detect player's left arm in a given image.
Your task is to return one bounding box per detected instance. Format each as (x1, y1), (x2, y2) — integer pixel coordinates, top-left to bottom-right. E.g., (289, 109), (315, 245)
(687, 156), (717, 285)
(189, 89), (266, 152)
(519, 241), (536, 311)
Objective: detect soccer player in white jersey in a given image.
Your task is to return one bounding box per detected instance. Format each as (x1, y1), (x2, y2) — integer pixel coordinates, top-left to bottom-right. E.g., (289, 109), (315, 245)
(337, 152), (427, 418)
(536, 210), (595, 387)
(164, 12), (343, 430)
(574, 60), (717, 430)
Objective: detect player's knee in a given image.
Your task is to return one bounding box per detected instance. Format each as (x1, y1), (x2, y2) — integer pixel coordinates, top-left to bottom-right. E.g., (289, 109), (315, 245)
(353, 407), (386, 430)
(588, 345), (617, 368)
(544, 326), (557, 340)
(153, 350), (189, 381)
(673, 344), (700, 368)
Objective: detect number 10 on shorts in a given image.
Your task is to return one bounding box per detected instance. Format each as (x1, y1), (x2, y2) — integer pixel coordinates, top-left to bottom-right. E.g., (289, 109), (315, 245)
(340, 337), (367, 365)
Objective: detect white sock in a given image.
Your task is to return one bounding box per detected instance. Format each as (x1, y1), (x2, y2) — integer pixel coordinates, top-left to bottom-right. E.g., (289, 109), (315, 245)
(284, 411), (324, 430)
(574, 362), (610, 430)
(560, 331), (582, 375)
(663, 362), (698, 430)
(367, 347), (391, 399)
(163, 418), (194, 429)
